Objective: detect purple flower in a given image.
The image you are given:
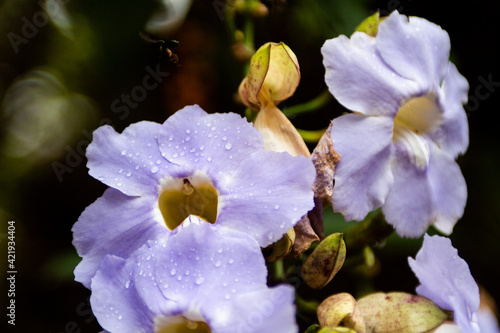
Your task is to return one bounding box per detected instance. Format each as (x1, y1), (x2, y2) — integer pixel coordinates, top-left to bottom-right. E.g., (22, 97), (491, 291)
(408, 234), (480, 332)
(322, 11), (469, 237)
(90, 218), (298, 333)
(73, 105), (315, 287)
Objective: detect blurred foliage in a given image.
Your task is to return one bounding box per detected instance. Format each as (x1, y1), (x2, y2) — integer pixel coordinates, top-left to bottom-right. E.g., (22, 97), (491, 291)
(0, 0), (499, 331)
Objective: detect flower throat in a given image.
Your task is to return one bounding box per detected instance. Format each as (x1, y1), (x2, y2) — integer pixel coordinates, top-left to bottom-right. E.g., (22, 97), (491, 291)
(158, 173), (218, 230)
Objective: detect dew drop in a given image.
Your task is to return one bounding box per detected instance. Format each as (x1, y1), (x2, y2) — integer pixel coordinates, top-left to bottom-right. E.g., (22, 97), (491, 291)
(195, 277), (205, 285)
(125, 280), (131, 289)
(217, 248), (223, 253)
(225, 143), (232, 150)
(215, 261), (222, 267)
(118, 315), (123, 320)
(185, 136), (191, 141)
(151, 166), (159, 174)
(186, 129), (191, 134)
(199, 145), (205, 151)
(170, 268), (176, 275)
(274, 204), (280, 210)
(168, 135), (174, 141)
(121, 149), (127, 155)
(228, 259), (234, 264)
(126, 171), (132, 177)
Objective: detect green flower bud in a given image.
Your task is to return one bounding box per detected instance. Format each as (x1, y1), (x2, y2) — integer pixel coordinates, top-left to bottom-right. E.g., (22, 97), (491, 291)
(263, 228), (295, 262)
(317, 293), (366, 333)
(355, 11), (381, 37)
(357, 292), (448, 333)
(238, 42), (300, 110)
(301, 233), (346, 289)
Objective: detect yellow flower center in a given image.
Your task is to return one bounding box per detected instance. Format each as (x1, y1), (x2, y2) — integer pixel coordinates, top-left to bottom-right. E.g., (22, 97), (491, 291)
(155, 316), (211, 333)
(392, 93), (443, 170)
(158, 172), (218, 230)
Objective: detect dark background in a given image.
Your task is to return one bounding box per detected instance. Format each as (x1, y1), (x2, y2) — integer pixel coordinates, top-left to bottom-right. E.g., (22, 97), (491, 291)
(1, 0), (499, 331)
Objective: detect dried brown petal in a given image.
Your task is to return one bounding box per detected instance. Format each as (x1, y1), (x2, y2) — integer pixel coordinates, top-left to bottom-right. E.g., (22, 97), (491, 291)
(311, 121), (340, 201)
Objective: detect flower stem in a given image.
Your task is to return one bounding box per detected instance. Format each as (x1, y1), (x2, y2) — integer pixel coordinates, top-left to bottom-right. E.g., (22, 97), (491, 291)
(295, 294), (319, 314)
(282, 90), (332, 117)
(342, 211), (394, 251)
(296, 128), (327, 143)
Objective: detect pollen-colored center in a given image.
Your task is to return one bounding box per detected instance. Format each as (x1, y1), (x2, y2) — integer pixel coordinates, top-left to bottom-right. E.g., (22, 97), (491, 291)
(393, 93), (442, 136)
(155, 316), (211, 333)
(392, 93), (443, 170)
(158, 172), (218, 230)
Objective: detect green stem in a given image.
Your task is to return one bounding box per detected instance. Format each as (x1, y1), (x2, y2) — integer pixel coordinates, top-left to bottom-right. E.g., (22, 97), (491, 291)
(295, 294), (320, 314)
(274, 258), (285, 281)
(342, 210), (394, 251)
(283, 90), (332, 117)
(296, 128), (327, 143)
(243, 16), (255, 54)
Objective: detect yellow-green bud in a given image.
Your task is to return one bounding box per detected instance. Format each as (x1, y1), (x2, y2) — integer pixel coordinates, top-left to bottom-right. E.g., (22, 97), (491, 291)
(317, 293), (366, 333)
(301, 233), (346, 289)
(357, 292), (448, 333)
(239, 42), (300, 110)
(354, 11), (381, 37)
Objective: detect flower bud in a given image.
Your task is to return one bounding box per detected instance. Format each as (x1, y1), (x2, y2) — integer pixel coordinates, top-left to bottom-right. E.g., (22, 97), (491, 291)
(301, 233), (346, 289)
(317, 293), (366, 333)
(354, 11), (381, 37)
(264, 228), (296, 262)
(357, 292), (447, 333)
(239, 42), (300, 110)
(234, 0), (269, 18)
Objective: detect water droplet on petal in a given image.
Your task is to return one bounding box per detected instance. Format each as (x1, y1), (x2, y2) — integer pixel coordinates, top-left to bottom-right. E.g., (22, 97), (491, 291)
(121, 149), (127, 155)
(170, 269), (176, 275)
(199, 145), (205, 151)
(215, 261), (222, 267)
(195, 277), (205, 285)
(225, 143), (232, 150)
(151, 166), (159, 174)
(125, 280), (131, 289)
